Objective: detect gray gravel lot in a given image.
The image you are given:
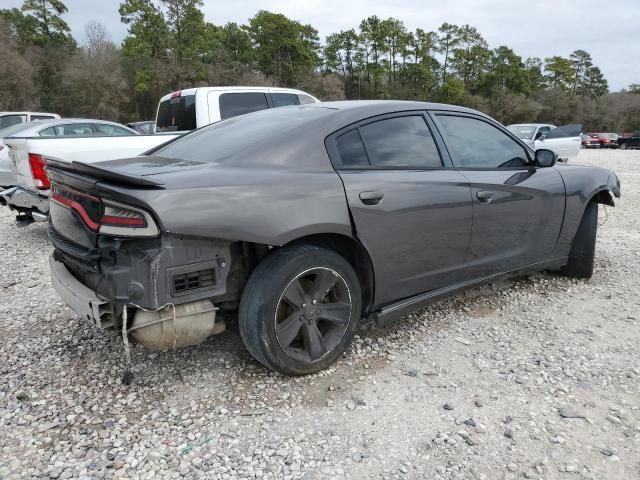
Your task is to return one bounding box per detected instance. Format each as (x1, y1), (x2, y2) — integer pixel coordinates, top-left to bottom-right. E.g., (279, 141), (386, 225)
(1, 149), (639, 480)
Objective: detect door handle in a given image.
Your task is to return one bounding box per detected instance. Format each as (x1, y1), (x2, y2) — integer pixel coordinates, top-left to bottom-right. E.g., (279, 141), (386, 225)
(359, 190), (384, 205)
(476, 191), (493, 203)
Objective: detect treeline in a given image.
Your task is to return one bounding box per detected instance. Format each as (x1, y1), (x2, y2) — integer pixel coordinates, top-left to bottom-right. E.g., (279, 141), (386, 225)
(1, 0), (639, 131)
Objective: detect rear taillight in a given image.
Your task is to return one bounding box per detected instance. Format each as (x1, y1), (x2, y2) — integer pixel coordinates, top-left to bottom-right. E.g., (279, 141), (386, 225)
(101, 203), (147, 227)
(99, 200), (159, 236)
(51, 185), (159, 237)
(29, 154), (51, 190)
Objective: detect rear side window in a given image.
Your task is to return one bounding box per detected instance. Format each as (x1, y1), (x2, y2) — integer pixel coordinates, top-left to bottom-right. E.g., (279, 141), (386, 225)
(436, 115), (529, 168)
(359, 116), (442, 168)
(94, 123), (136, 136)
(0, 115), (26, 129)
(298, 94), (316, 105)
(219, 92), (269, 120)
(156, 95), (197, 132)
(336, 130), (369, 167)
(271, 93), (300, 107)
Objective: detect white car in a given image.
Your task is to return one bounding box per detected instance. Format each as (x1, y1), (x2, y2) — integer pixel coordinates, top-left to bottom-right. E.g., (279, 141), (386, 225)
(0, 122), (45, 188)
(0, 119), (179, 225)
(507, 123), (582, 162)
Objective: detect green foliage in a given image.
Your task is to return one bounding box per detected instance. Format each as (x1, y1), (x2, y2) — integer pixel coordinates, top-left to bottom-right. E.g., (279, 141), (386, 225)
(246, 10), (320, 87)
(544, 56), (576, 91)
(0, 2), (625, 128)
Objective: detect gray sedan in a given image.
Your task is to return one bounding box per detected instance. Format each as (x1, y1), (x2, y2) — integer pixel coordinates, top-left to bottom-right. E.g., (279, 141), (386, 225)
(45, 101), (620, 376)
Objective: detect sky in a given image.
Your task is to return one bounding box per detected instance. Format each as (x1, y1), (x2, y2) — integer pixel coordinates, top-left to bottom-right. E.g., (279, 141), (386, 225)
(4, 0), (639, 90)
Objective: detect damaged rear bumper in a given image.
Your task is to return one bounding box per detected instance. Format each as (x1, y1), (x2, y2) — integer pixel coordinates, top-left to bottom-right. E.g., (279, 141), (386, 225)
(49, 255), (115, 329)
(0, 186), (50, 223)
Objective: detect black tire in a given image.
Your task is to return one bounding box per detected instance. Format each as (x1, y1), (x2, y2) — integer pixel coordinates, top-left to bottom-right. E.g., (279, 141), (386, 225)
(239, 244), (362, 375)
(562, 202), (598, 279)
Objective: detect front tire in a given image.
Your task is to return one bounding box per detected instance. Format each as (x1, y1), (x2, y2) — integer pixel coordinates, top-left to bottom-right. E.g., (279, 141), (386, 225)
(562, 202), (598, 279)
(239, 244), (362, 375)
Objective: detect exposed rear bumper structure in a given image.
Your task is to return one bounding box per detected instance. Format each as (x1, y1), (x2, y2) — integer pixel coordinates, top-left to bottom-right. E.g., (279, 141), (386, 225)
(0, 185), (50, 221)
(49, 255), (115, 328)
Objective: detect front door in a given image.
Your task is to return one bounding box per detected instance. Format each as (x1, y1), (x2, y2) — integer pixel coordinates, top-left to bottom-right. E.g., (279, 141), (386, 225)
(432, 113), (566, 278)
(327, 113), (473, 306)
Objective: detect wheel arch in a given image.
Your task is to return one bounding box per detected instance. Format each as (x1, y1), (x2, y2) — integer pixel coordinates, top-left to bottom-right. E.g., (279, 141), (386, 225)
(284, 233), (376, 316)
(588, 188), (615, 207)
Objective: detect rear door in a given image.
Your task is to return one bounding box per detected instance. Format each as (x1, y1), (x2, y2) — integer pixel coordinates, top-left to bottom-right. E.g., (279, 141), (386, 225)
(327, 112), (473, 305)
(431, 112), (566, 276)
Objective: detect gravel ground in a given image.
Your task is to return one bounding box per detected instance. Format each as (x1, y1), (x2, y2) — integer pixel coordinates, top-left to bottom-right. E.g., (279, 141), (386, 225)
(0, 149), (639, 480)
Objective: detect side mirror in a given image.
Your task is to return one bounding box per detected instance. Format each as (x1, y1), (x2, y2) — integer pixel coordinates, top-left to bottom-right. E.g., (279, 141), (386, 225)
(535, 132), (544, 140)
(534, 149), (556, 168)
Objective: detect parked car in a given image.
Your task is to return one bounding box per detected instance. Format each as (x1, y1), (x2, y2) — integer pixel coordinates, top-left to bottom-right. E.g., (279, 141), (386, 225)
(617, 131), (640, 150)
(126, 121), (156, 134)
(581, 133), (600, 148)
(155, 86), (320, 132)
(0, 87), (320, 227)
(0, 111), (60, 130)
(0, 119), (178, 225)
(506, 123), (582, 162)
(0, 122), (44, 188)
(46, 101), (620, 376)
(596, 132), (619, 148)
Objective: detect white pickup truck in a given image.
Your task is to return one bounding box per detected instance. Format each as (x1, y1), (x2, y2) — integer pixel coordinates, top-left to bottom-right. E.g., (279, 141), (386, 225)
(506, 123), (582, 162)
(0, 86), (320, 225)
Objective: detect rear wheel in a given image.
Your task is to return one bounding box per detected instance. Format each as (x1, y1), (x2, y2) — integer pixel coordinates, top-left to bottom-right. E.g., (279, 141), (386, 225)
(239, 244), (361, 375)
(620, 143), (627, 150)
(561, 202), (598, 279)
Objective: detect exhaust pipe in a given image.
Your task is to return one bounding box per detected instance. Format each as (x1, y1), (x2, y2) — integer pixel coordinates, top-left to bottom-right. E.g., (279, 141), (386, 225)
(32, 212), (48, 222)
(128, 300), (225, 350)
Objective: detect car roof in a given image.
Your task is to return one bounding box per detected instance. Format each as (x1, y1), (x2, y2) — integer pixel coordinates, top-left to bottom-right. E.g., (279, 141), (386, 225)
(7, 118), (137, 136)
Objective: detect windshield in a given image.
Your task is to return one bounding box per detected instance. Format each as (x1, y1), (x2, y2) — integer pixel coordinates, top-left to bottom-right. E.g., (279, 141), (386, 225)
(153, 106), (332, 165)
(0, 121), (39, 138)
(507, 125), (536, 140)
(156, 94), (197, 132)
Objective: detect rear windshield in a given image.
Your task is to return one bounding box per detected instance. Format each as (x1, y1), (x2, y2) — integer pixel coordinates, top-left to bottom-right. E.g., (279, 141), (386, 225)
(0, 121), (38, 138)
(152, 106), (331, 165)
(156, 95), (197, 132)
(507, 125), (535, 140)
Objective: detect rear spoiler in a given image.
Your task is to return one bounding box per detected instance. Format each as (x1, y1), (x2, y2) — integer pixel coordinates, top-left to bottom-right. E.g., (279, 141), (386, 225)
(45, 158), (165, 188)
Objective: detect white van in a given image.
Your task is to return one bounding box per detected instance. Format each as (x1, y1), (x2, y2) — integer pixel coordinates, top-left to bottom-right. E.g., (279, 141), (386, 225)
(155, 87), (320, 132)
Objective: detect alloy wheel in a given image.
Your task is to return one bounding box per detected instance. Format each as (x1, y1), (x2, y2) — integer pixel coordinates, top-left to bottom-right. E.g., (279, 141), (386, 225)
(275, 267), (352, 363)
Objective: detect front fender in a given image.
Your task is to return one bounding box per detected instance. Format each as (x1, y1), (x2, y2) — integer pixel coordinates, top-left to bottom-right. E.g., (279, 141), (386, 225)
(554, 166), (620, 255)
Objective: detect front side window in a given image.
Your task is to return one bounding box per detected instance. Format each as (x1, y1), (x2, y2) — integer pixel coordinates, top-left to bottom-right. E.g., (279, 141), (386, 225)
(219, 92), (269, 120)
(359, 116), (442, 168)
(437, 115), (529, 169)
(0, 115), (26, 129)
(38, 123), (95, 136)
(271, 93), (300, 107)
